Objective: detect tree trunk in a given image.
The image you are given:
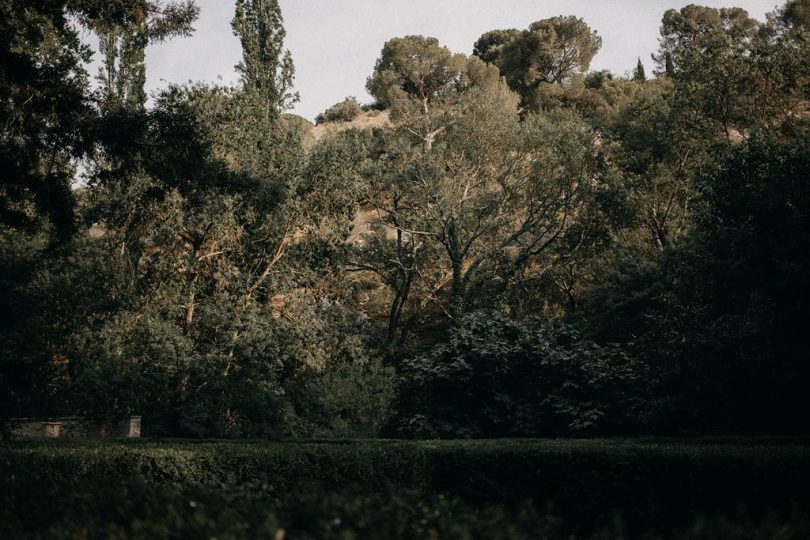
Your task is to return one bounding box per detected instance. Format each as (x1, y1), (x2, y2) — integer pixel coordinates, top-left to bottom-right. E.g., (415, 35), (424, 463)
(447, 221), (464, 318)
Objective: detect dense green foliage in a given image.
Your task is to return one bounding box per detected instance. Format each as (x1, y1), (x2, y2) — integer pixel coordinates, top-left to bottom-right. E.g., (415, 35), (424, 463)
(2, 439), (810, 538)
(2, 0), (810, 441)
(1, 0), (89, 240)
(394, 312), (643, 438)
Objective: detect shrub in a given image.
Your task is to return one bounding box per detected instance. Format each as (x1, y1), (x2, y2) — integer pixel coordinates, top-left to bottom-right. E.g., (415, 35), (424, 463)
(392, 311), (646, 438)
(315, 97), (363, 124)
(286, 356), (396, 438)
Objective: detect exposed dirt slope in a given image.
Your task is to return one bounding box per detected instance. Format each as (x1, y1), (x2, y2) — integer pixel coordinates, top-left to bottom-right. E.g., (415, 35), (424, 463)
(308, 110), (392, 147)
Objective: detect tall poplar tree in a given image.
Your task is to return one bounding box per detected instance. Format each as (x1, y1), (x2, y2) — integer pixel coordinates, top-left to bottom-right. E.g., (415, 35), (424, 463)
(91, 1), (199, 110)
(231, 0), (298, 118)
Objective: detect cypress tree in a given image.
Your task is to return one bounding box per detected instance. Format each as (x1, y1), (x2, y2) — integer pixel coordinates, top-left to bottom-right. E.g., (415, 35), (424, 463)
(633, 57), (647, 82)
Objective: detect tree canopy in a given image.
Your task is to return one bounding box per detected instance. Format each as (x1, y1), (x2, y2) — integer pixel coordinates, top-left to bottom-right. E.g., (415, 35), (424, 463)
(474, 16), (602, 108)
(232, 0), (298, 117)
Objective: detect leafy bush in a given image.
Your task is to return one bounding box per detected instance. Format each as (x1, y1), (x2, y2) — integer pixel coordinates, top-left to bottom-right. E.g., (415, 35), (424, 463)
(393, 311), (646, 438)
(287, 356), (396, 438)
(315, 97), (363, 124)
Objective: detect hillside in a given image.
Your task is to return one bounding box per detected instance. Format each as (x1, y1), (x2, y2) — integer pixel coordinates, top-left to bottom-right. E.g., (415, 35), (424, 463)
(309, 110), (392, 145)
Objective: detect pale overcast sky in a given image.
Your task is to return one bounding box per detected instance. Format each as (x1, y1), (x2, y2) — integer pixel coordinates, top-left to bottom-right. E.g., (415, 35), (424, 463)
(140, 0), (781, 121)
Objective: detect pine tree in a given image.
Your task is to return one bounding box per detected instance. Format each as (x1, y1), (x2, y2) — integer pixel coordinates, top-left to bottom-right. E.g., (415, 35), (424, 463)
(232, 0), (299, 118)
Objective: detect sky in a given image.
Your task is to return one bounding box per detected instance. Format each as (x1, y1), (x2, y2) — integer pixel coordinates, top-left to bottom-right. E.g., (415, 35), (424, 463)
(139, 0), (782, 121)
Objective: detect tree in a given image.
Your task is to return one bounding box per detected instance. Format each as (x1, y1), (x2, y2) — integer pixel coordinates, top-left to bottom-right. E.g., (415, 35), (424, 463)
(655, 6), (761, 140)
(655, 5), (759, 74)
(355, 59), (608, 342)
(474, 16), (602, 108)
(0, 1), (199, 242)
(680, 139), (810, 432)
(472, 28), (521, 64)
(367, 35), (461, 106)
(89, 1), (199, 110)
(366, 35), (500, 151)
(782, 0), (810, 29)
(607, 81), (710, 255)
(75, 80), (380, 436)
(749, 0), (810, 137)
(366, 36), (465, 116)
(633, 58), (646, 82)
(0, 0), (203, 436)
(0, 0), (196, 242)
(655, 4), (808, 142)
(0, 0), (93, 241)
(232, 0), (298, 118)
(587, 139), (810, 434)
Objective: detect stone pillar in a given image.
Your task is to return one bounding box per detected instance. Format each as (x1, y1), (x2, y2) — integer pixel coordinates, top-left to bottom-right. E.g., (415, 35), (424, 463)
(127, 416), (141, 438)
(42, 422), (62, 438)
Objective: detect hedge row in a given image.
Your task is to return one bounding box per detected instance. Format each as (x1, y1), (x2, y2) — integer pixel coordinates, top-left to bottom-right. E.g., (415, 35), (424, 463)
(2, 439), (810, 538)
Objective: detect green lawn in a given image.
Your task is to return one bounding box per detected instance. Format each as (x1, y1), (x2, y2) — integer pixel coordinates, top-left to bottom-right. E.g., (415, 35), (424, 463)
(2, 439), (810, 538)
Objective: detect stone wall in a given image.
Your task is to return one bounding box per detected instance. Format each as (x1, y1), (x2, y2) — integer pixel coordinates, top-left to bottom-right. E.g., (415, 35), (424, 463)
(8, 416), (141, 439)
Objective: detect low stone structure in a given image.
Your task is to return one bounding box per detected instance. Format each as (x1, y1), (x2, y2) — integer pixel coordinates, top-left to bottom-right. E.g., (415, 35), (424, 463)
(8, 416), (142, 439)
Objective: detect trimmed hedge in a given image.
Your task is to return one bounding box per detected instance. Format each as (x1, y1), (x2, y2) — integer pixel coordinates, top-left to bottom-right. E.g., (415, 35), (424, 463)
(2, 439), (810, 538)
